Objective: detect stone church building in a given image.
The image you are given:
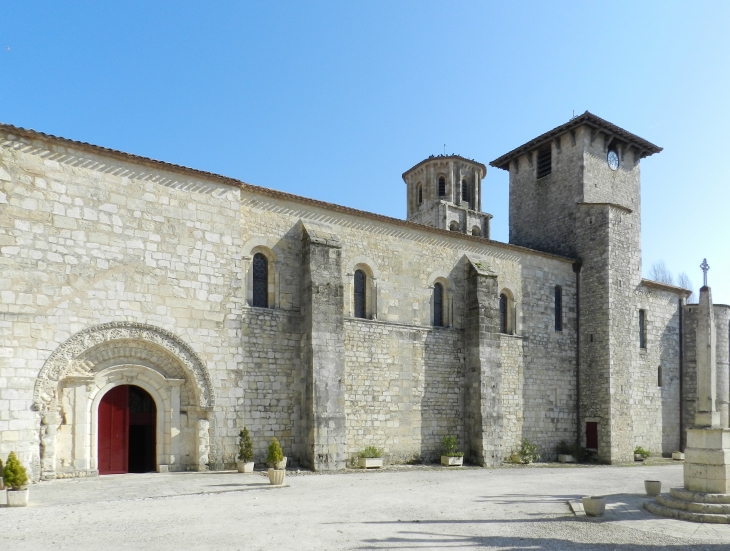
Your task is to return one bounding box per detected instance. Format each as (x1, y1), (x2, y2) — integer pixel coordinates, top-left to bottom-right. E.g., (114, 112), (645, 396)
(1, 112), (728, 480)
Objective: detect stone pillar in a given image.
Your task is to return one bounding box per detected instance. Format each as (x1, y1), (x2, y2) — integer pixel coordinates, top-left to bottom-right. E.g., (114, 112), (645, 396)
(196, 417), (210, 471)
(715, 306), (730, 428)
(40, 412), (59, 479)
(695, 286), (719, 427)
(300, 222), (347, 471)
(68, 376), (95, 472)
(464, 259), (502, 467)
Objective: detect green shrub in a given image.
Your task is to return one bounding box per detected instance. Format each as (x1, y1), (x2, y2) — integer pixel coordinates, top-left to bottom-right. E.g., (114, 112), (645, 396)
(266, 438), (284, 467)
(519, 439), (540, 464)
(358, 446), (383, 459)
(3, 451), (29, 490)
(634, 446), (651, 459)
(441, 435), (464, 458)
(238, 428), (254, 463)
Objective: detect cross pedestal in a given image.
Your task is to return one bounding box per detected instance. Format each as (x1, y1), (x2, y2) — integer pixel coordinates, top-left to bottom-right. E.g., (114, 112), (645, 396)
(684, 428), (730, 494)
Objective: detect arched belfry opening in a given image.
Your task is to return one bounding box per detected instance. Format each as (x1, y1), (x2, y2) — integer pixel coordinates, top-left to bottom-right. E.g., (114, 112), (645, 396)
(34, 322), (215, 479)
(98, 385), (157, 474)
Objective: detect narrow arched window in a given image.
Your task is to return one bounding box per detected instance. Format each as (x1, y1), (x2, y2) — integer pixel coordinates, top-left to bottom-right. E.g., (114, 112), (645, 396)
(417, 183), (423, 205)
(438, 176), (446, 197)
(499, 293), (508, 334)
(554, 285), (563, 332)
(471, 226), (481, 237)
(449, 221), (459, 232)
(461, 179), (468, 202)
(354, 270), (366, 319)
(433, 283), (444, 327)
(252, 253), (268, 308)
(658, 365), (663, 387)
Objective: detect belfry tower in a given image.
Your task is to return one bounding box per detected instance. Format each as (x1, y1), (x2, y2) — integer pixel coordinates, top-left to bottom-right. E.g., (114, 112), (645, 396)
(402, 155), (491, 237)
(491, 112), (663, 464)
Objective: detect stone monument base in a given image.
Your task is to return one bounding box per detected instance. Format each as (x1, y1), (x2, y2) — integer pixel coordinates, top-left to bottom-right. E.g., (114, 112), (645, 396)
(684, 428), (730, 494)
(645, 428), (730, 523)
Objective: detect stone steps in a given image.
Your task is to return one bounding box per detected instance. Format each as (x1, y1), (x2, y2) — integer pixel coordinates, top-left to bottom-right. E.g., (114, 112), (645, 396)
(670, 487), (730, 504)
(645, 500), (730, 524)
(645, 488), (730, 523)
(657, 494), (730, 514)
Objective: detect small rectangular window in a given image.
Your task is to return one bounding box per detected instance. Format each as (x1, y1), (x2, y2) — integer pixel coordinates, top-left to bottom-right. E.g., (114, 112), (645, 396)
(536, 147), (552, 179)
(554, 286), (563, 332)
(639, 309), (647, 349)
(586, 422), (598, 449)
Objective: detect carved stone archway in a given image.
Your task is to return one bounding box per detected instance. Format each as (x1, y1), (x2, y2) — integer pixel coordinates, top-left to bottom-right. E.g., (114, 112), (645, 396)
(35, 322), (215, 479)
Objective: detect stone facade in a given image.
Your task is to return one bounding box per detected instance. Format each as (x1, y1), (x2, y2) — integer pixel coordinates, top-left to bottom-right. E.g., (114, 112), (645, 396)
(1, 112), (726, 480)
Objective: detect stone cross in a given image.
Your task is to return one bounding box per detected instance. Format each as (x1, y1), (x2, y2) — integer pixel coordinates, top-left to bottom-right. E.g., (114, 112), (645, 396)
(695, 284), (719, 427)
(701, 258), (710, 287)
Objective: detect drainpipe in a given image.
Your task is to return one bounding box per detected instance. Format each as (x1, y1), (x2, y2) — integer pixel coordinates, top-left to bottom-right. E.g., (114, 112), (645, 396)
(573, 261), (582, 457)
(679, 296), (684, 451)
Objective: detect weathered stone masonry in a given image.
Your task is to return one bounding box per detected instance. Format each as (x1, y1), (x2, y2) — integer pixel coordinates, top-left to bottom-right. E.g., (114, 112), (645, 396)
(1, 112), (724, 479)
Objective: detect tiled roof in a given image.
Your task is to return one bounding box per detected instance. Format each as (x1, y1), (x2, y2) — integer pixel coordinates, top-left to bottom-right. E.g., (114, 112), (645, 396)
(490, 111), (662, 170)
(402, 154), (487, 180)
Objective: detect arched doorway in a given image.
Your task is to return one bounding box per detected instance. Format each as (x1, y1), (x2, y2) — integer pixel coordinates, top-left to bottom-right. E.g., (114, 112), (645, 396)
(98, 385), (157, 474)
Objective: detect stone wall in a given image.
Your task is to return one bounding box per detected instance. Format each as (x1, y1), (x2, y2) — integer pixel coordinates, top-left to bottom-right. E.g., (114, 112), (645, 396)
(0, 128), (244, 477)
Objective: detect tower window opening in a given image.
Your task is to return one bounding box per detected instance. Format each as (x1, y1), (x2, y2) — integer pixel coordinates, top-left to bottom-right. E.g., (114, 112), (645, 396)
(438, 176), (446, 197)
(639, 309), (647, 349)
(658, 365), (663, 387)
(536, 147), (552, 179)
(461, 179), (469, 203)
(554, 285), (563, 332)
(499, 293), (511, 334)
(417, 183), (423, 205)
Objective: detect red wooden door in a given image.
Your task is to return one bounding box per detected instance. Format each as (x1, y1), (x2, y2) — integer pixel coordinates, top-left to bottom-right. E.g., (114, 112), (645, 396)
(586, 422), (598, 450)
(98, 385), (129, 474)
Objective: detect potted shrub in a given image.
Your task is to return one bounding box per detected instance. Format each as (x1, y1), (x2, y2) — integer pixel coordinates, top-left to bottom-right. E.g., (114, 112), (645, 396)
(236, 428), (255, 473)
(555, 440), (577, 463)
(3, 451), (29, 507)
(634, 446), (650, 462)
(516, 439), (540, 464)
(358, 446), (384, 469)
(440, 435), (464, 466)
(266, 438), (286, 485)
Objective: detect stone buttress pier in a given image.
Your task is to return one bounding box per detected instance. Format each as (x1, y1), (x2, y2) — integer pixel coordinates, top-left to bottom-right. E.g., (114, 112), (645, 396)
(300, 222), (347, 471)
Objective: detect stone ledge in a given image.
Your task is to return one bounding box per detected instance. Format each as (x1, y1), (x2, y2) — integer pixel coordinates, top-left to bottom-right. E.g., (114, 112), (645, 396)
(671, 486), (730, 504)
(657, 493), (730, 514)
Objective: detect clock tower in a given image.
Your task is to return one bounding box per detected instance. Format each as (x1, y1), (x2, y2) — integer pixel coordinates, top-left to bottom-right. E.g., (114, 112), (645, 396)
(491, 112), (663, 464)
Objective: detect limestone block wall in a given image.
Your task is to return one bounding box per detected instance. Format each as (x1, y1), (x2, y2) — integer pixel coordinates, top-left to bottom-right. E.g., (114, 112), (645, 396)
(0, 128), (244, 478)
(633, 286), (682, 455)
(343, 320), (463, 464)
(237, 307), (302, 465)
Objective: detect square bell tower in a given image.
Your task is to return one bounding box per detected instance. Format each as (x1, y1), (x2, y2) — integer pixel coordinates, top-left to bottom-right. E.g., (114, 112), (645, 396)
(490, 112), (663, 464)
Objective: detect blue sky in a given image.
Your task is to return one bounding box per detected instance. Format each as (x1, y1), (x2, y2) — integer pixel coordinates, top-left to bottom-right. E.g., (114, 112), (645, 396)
(2, 1), (728, 303)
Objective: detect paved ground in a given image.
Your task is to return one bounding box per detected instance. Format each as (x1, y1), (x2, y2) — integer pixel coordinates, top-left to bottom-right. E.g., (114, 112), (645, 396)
(2, 462), (729, 550)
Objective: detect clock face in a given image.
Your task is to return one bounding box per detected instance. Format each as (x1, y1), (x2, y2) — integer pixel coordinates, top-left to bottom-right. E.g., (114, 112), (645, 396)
(607, 150), (619, 171)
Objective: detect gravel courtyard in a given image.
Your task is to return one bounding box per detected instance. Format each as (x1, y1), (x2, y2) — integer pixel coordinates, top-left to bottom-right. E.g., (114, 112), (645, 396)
(2, 463), (729, 550)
